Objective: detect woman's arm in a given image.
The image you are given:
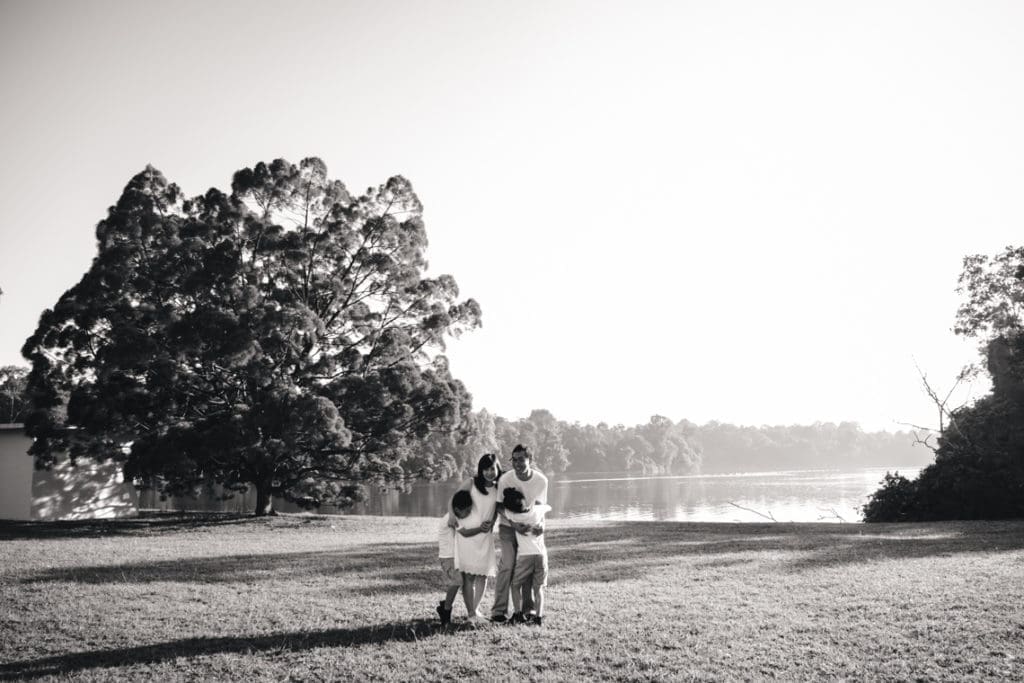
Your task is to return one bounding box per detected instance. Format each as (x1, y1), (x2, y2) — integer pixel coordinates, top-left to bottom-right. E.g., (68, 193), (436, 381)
(495, 504), (509, 526)
(493, 476), (508, 524)
(456, 525), (484, 537)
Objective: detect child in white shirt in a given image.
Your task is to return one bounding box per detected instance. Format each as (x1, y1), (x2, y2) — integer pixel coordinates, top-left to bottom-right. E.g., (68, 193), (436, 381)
(435, 509), (462, 625)
(501, 488), (551, 625)
(436, 490), (480, 624)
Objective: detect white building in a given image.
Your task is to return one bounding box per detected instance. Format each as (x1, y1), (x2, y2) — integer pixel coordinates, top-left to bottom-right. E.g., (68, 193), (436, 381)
(0, 424), (138, 521)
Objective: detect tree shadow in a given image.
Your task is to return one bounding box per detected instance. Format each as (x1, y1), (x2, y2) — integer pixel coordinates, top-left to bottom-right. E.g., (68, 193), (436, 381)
(547, 520), (1024, 582)
(23, 541), (439, 596)
(0, 511), (258, 541)
(0, 618), (480, 681)
(17, 519), (1024, 595)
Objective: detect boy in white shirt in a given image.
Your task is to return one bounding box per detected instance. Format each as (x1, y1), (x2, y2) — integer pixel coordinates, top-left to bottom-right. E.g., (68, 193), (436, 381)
(501, 487), (551, 625)
(435, 490), (472, 625)
(491, 444), (548, 622)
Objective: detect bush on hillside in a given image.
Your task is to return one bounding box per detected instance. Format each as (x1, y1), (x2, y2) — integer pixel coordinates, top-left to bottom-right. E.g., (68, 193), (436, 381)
(862, 472), (918, 522)
(865, 394), (1024, 521)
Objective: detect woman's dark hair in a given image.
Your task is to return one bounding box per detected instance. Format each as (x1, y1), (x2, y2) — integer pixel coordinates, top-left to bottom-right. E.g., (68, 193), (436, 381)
(473, 453), (501, 494)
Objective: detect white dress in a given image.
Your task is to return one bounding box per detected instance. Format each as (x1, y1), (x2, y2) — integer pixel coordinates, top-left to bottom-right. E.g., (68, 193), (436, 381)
(454, 483), (497, 577)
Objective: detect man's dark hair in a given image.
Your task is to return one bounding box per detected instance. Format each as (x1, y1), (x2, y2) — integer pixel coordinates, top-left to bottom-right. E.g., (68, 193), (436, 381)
(512, 444), (532, 458)
(452, 490), (473, 512)
(502, 487), (527, 514)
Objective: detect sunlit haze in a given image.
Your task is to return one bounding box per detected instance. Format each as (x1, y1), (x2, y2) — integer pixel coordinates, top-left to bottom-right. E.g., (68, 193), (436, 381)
(2, 0), (1021, 432)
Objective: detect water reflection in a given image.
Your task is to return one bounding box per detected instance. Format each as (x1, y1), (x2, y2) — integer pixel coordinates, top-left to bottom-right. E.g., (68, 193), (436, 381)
(344, 467), (922, 523)
(140, 467), (921, 523)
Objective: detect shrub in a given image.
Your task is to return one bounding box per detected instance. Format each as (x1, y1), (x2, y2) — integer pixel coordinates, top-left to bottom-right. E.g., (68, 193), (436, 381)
(863, 472), (918, 522)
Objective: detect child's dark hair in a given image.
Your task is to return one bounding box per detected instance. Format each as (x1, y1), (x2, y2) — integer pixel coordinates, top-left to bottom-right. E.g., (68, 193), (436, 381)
(502, 487), (527, 514)
(452, 490), (472, 512)
(473, 453), (501, 494)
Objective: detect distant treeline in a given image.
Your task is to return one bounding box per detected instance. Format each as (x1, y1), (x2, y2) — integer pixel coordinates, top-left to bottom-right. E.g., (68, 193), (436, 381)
(5, 359), (924, 481)
(417, 408), (929, 480)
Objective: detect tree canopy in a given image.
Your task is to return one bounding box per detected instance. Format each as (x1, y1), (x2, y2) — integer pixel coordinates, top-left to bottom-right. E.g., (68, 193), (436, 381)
(955, 245), (1024, 342)
(22, 158), (481, 515)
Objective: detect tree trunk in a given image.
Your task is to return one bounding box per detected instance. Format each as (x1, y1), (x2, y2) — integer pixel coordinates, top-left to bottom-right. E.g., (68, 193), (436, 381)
(254, 481), (276, 517)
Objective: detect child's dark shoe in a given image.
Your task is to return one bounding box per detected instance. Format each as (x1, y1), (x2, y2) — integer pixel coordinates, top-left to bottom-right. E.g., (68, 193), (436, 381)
(436, 601), (451, 625)
(528, 615), (543, 626)
(510, 612), (526, 625)
(490, 614), (507, 624)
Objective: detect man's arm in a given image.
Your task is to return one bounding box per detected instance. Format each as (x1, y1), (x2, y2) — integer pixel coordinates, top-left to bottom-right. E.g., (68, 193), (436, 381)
(531, 477), (549, 534)
(506, 508), (540, 535)
(508, 518), (533, 534)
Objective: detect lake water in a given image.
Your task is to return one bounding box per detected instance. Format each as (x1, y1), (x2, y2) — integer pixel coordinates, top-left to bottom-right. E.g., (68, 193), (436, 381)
(345, 467), (922, 523)
(141, 466), (922, 522)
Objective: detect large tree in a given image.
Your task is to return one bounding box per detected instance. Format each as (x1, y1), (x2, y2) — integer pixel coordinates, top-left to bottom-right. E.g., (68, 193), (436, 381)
(22, 158), (481, 515)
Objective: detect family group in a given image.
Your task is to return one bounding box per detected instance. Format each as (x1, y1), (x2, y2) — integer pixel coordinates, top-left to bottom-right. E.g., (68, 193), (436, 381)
(436, 444), (550, 626)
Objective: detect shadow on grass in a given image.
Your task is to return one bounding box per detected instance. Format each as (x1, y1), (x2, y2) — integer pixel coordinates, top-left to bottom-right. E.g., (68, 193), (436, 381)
(0, 619), (476, 681)
(23, 541), (440, 596)
(548, 520), (1024, 579)
(0, 511), (257, 541)
(17, 519), (1024, 592)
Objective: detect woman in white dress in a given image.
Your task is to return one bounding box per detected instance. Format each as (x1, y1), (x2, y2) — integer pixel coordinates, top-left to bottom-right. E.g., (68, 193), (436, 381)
(448, 453), (501, 621)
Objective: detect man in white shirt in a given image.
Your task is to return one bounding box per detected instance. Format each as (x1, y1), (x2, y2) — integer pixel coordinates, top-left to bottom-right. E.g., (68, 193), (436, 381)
(491, 444), (548, 623)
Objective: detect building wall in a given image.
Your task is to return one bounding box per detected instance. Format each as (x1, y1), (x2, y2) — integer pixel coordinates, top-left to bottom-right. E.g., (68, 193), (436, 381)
(0, 425), (138, 521)
(0, 427), (34, 520)
(31, 454), (139, 521)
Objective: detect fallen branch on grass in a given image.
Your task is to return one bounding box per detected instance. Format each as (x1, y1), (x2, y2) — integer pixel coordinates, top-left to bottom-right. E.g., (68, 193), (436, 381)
(728, 502), (778, 522)
(817, 507), (848, 523)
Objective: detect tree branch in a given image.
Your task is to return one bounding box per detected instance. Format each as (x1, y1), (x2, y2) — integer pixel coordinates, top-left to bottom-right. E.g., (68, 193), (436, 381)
(728, 501), (778, 522)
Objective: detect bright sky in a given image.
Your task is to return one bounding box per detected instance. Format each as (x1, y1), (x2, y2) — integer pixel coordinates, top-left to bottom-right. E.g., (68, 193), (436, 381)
(2, 0), (1021, 432)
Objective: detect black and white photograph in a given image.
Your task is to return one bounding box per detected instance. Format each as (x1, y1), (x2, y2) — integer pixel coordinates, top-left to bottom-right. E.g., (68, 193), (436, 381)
(1, 0), (1023, 680)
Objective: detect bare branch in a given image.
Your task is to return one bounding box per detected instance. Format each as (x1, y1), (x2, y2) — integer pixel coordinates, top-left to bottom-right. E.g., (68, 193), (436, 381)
(906, 359), (983, 456)
(728, 501), (778, 522)
(817, 507), (848, 523)
(894, 421), (939, 453)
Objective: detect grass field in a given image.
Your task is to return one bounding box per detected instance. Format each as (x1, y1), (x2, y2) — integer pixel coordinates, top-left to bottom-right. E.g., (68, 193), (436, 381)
(2, 513), (1023, 681)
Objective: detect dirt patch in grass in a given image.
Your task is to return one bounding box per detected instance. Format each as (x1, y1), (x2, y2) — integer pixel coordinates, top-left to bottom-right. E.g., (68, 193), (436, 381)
(2, 514), (1023, 681)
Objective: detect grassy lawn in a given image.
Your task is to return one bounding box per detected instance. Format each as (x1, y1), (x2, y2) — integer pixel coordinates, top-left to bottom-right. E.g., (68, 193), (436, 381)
(2, 513), (1023, 681)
